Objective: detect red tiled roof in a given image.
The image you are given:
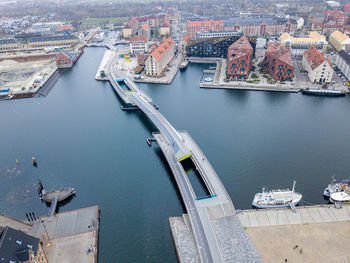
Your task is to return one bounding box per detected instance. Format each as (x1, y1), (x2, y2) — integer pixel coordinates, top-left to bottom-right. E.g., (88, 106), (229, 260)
(266, 42), (293, 67)
(304, 45), (328, 70)
(142, 23), (150, 31)
(125, 18), (138, 29)
(227, 36), (253, 60)
(183, 36), (190, 42)
(151, 37), (175, 61)
(130, 35), (148, 43)
(56, 25), (74, 31)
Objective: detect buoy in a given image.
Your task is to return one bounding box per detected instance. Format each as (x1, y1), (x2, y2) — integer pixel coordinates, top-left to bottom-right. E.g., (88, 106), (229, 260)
(16, 158), (19, 164)
(32, 157), (37, 167)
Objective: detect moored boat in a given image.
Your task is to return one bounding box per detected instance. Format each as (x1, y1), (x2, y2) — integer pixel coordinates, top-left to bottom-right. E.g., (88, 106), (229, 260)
(179, 60), (189, 71)
(302, 86), (346, 96)
(323, 179), (350, 197)
(330, 192), (350, 203)
(252, 181), (302, 209)
(204, 77), (213, 82)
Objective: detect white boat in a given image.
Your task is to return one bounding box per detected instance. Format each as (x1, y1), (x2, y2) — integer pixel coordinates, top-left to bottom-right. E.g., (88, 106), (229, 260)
(323, 179), (350, 197)
(330, 192), (350, 203)
(252, 181), (302, 209)
(204, 77), (213, 82)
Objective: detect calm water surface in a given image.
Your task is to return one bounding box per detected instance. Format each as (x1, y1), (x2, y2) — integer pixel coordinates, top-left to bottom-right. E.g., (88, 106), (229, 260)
(1, 47), (350, 262)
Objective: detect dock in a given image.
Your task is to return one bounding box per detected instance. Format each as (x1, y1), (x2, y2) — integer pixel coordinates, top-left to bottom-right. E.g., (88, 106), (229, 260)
(237, 204), (350, 262)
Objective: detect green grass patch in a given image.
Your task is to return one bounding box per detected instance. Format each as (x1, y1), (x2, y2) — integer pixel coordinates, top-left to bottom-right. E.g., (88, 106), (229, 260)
(79, 17), (128, 24)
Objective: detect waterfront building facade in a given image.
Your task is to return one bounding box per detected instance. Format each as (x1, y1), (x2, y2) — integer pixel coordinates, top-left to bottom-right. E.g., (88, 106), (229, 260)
(263, 42), (294, 81)
(129, 35), (148, 54)
(0, 38), (19, 51)
(329, 30), (350, 51)
(186, 36), (256, 58)
(145, 37), (175, 76)
(27, 35), (78, 48)
(279, 32), (327, 57)
(56, 51), (73, 68)
(226, 36), (253, 79)
(302, 45), (333, 83)
(335, 50), (350, 80)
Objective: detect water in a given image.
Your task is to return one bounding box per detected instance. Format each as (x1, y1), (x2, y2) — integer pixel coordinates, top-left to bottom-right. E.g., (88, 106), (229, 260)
(1, 47), (350, 262)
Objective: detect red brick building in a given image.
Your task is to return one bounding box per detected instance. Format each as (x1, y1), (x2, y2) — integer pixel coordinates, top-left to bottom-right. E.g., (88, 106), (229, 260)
(226, 36), (253, 79)
(323, 10), (349, 25)
(263, 42), (294, 81)
(56, 51), (73, 69)
(186, 20), (224, 39)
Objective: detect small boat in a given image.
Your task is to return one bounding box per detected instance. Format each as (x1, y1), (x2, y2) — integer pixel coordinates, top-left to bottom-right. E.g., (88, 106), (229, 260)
(302, 86), (347, 96)
(179, 60), (189, 72)
(204, 77), (213, 82)
(330, 192), (350, 203)
(323, 179), (350, 197)
(252, 181), (302, 209)
(38, 180), (75, 203)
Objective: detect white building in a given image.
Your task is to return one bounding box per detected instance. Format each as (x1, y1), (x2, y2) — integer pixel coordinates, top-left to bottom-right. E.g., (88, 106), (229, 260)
(280, 32), (328, 57)
(302, 46), (333, 83)
(335, 50), (350, 81)
(129, 35), (148, 54)
(145, 37), (175, 76)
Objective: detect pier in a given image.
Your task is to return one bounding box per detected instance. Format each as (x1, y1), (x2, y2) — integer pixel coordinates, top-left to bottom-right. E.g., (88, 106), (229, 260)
(105, 52), (262, 262)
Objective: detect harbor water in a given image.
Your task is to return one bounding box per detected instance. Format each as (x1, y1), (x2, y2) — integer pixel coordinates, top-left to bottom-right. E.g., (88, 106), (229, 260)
(1, 47), (350, 262)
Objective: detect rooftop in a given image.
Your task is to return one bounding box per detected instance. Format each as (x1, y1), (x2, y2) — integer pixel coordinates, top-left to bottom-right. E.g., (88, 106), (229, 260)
(151, 37), (174, 61)
(330, 30), (350, 43)
(280, 31), (326, 43)
(0, 226), (39, 263)
(130, 35), (148, 43)
(266, 42), (293, 67)
(187, 20), (224, 27)
(304, 45), (328, 70)
(227, 36), (253, 61)
(28, 35), (77, 42)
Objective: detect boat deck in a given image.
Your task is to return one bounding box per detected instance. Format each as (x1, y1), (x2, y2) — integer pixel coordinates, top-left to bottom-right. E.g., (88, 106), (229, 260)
(43, 188), (74, 202)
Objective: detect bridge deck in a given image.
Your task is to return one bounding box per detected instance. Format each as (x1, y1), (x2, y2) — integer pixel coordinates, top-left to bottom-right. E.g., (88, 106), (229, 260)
(105, 52), (261, 262)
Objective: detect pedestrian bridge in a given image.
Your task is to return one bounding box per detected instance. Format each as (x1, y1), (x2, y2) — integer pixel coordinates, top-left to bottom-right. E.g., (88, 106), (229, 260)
(105, 53), (262, 263)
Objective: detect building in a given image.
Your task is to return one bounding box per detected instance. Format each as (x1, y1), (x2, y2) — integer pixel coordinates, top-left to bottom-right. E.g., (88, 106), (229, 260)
(328, 30), (350, 51)
(196, 30), (243, 39)
(226, 36), (253, 79)
(145, 37), (175, 76)
(302, 45), (333, 83)
(344, 2), (350, 13)
(56, 51), (73, 68)
(263, 42), (294, 81)
(324, 10), (348, 25)
(27, 35), (78, 48)
(279, 32), (328, 57)
(0, 226), (48, 263)
(335, 50), (350, 80)
(0, 38), (19, 51)
(224, 17), (297, 37)
(129, 35), (148, 54)
(122, 18), (139, 39)
(186, 36), (256, 58)
(139, 23), (151, 41)
(186, 20), (225, 39)
(186, 18), (297, 39)
(160, 17), (170, 36)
